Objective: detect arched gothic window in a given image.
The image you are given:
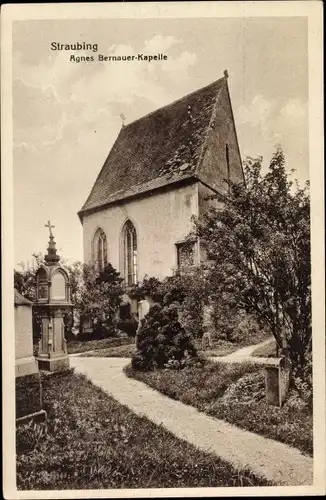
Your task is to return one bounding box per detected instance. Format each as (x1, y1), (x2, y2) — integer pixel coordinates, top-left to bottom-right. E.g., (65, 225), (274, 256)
(92, 228), (107, 272)
(122, 220), (137, 285)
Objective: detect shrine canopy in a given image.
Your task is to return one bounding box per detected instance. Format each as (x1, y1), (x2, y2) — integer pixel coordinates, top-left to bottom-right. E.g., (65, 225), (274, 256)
(35, 222), (71, 306)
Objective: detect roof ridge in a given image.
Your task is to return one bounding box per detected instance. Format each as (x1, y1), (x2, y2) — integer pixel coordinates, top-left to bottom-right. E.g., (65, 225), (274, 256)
(123, 75), (225, 129)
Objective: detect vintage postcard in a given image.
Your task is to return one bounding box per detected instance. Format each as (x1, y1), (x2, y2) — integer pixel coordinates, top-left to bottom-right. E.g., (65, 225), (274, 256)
(1, 1), (325, 498)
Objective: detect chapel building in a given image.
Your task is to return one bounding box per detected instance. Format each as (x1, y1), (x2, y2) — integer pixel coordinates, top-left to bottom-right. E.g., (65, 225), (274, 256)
(78, 71), (244, 289)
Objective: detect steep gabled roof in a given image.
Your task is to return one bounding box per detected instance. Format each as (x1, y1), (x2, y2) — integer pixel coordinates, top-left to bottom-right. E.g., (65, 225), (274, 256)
(79, 75), (228, 217)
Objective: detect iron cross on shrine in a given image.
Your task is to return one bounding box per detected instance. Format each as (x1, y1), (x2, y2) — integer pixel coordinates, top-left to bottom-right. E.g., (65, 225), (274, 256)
(45, 220), (55, 237)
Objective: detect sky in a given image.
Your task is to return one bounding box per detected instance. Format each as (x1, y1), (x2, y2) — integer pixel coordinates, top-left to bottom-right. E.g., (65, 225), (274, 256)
(13, 16), (309, 268)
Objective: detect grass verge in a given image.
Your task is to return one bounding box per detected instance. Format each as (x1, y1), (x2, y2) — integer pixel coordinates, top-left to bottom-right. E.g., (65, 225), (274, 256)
(125, 361), (312, 456)
(16, 369), (272, 489)
(16, 373), (42, 418)
(79, 343), (136, 358)
(196, 332), (272, 358)
(81, 340), (239, 359)
(251, 340), (277, 358)
(198, 341), (242, 357)
(67, 336), (133, 354)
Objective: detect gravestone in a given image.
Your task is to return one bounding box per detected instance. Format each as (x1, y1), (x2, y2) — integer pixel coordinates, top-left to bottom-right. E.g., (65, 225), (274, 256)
(138, 299), (150, 325)
(201, 303), (213, 348)
(14, 289), (38, 377)
(135, 299), (151, 348)
(264, 357), (292, 407)
(80, 314), (94, 335)
(15, 289), (46, 424)
(33, 222), (72, 372)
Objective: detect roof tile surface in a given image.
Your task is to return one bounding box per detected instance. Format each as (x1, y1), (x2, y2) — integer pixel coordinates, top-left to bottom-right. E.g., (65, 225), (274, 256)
(81, 77), (225, 214)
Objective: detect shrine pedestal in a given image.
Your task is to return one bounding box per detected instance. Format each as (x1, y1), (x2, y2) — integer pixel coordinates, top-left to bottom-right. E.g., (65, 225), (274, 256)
(33, 226), (72, 373)
(37, 355), (69, 372)
(35, 307), (70, 372)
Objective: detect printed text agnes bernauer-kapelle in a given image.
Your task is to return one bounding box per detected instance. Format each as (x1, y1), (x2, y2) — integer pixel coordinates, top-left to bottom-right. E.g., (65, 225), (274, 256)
(69, 53), (168, 62)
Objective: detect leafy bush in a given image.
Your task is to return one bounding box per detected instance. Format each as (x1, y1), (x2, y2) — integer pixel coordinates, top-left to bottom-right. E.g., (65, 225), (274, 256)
(211, 304), (268, 345)
(132, 302), (198, 371)
(70, 262), (124, 339)
(130, 269), (210, 340)
(116, 317), (138, 337)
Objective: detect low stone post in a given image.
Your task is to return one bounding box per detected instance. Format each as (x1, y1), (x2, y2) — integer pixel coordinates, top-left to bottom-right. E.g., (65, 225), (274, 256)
(136, 299), (151, 349)
(137, 299), (150, 329)
(264, 357), (292, 407)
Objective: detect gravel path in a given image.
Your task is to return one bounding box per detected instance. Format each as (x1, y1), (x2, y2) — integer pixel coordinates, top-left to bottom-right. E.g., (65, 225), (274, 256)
(225, 337), (275, 358)
(209, 337), (276, 366)
(70, 356), (313, 486)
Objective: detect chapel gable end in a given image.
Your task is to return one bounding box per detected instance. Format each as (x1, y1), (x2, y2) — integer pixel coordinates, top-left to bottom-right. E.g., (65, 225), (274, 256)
(197, 75), (244, 194)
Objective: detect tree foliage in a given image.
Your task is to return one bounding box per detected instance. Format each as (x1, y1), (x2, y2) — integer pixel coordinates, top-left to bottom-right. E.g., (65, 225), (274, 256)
(14, 253), (44, 301)
(195, 147), (311, 372)
(68, 262), (124, 337)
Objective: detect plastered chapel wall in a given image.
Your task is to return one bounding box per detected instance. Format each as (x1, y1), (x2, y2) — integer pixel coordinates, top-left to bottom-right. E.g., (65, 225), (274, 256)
(198, 182), (225, 217)
(82, 183), (199, 281)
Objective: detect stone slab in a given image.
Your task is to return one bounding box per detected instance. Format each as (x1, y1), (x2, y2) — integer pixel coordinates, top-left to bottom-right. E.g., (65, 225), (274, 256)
(15, 356), (38, 377)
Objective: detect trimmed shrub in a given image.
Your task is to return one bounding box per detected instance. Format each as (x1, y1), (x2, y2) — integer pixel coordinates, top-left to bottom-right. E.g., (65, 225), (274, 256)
(132, 302), (198, 371)
(129, 270), (210, 339)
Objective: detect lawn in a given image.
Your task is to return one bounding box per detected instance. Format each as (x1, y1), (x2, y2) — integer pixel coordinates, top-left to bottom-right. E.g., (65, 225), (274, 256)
(195, 329), (272, 358)
(81, 340), (239, 359)
(251, 339), (277, 358)
(79, 339), (260, 359)
(125, 361), (313, 456)
(67, 336), (133, 354)
(16, 369), (272, 489)
(198, 341), (242, 357)
(80, 343), (136, 358)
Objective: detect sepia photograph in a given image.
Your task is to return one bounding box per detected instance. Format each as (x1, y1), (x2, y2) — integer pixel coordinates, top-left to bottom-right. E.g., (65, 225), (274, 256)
(1, 1), (324, 498)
